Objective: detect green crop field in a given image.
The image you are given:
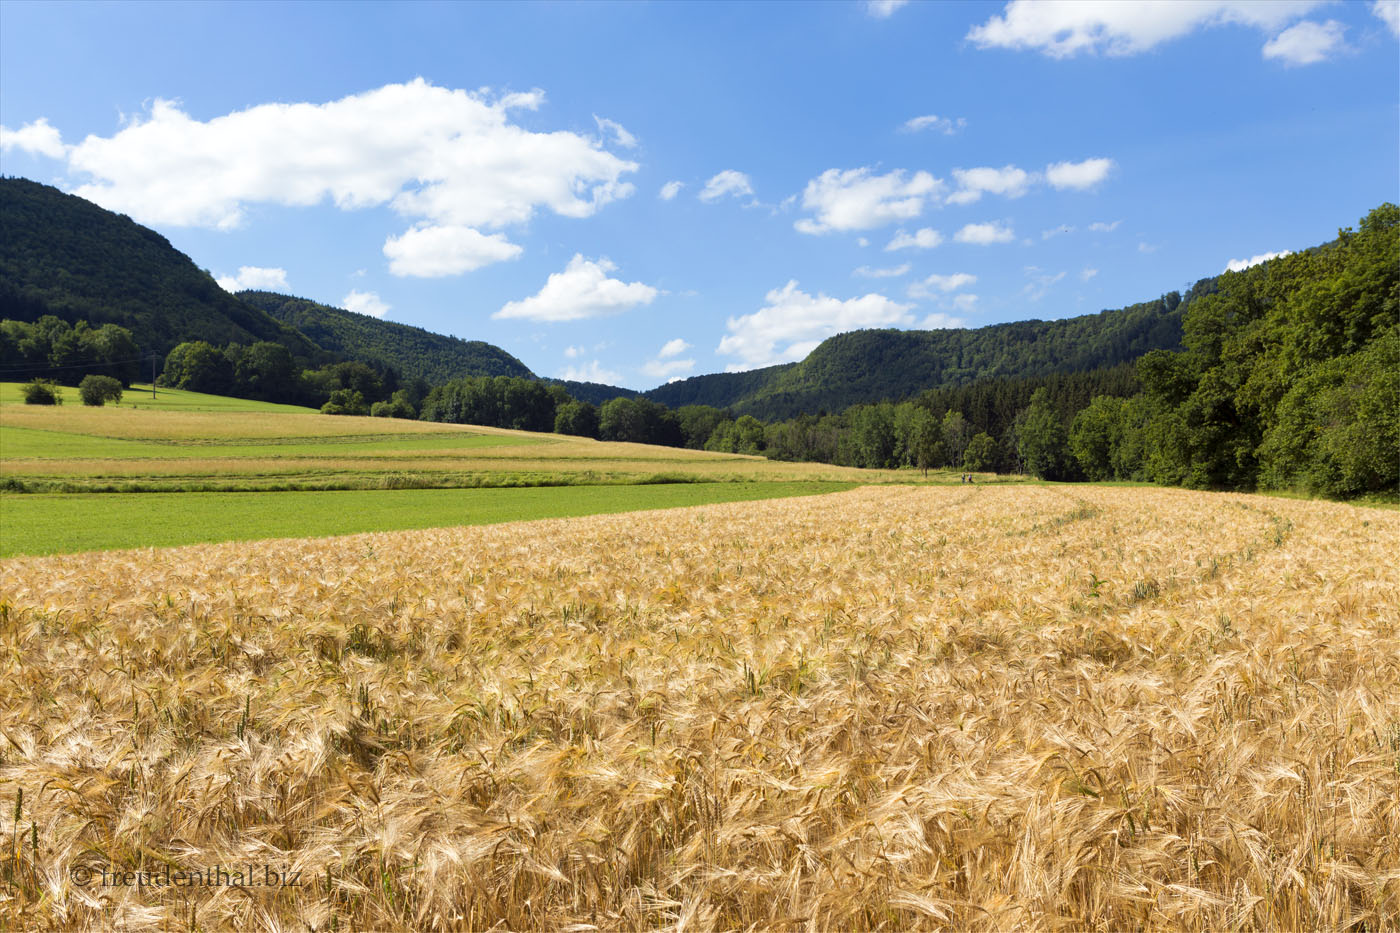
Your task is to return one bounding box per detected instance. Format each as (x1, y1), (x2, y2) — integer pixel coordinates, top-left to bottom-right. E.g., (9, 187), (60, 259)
(0, 481), (854, 556)
(0, 383), (967, 554)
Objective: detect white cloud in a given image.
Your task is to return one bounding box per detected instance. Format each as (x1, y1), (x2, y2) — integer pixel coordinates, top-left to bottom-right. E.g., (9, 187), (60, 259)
(908, 272), (977, 298)
(1042, 224), (1076, 239)
(342, 289), (390, 318)
(947, 164), (1034, 205)
(900, 114), (967, 135)
(558, 360), (622, 385)
(593, 115), (638, 148)
(717, 281), (914, 369)
(494, 254), (658, 322)
(853, 263), (912, 278)
(659, 180), (684, 200)
(795, 167), (942, 234)
(642, 356), (696, 380)
(698, 170), (754, 203)
(1262, 19), (1346, 64)
(950, 293), (979, 313)
(658, 338), (691, 358)
(215, 265), (289, 293)
(1023, 267), (1067, 301)
(955, 221), (1015, 245)
(867, 0), (910, 18)
(43, 80), (635, 276)
(1045, 157), (1115, 190)
(384, 225), (523, 277)
(1138, 242), (1158, 253)
(563, 345), (584, 359)
(1225, 249), (1292, 272)
(1376, 0), (1400, 37)
(884, 227), (945, 251)
(0, 118), (67, 159)
(1089, 219), (1122, 232)
(967, 1), (1326, 58)
(920, 311), (970, 329)
(1081, 267), (1099, 281)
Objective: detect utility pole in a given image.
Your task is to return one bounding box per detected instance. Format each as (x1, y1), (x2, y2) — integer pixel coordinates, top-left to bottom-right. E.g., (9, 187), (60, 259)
(151, 355), (156, 399)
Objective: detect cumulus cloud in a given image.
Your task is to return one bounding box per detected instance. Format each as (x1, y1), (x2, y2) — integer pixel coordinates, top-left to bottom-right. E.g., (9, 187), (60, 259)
(558, 360), (622, 385)
(795, 167), (943, 234)
(698, 170), (754, 203)
(0, 117), (67, 159)
(1262, 19), (1346, 64)
(215, 265), (289, 293)
(1225, 249), (1292, 272)
(1045, 157), (1115, 190)
(853, 263), (912, 278)
(947, 165), (1033, 205)
(717, 281), (914, 369)
(563, 345), (584, 359)
(658, 180), (684, 200)
(1081, 267), (1099, 281)
(342, 289), (390, 318)
(642, 344), (696, 381)
(900, 114), (966, 135)
(885, 227), (945, 251)
(38, 80), (635, 277)
(967, 0), (1325, 58)
(384, 225), (522, 277)
(1138, 242), (1158, 253)
(908, 272), (977, 298)
(593, 115), (637, 148)
(494, 254), (658, 322)
(1089, 219), (1122, 232)
(658, 338), (691, 358)
(867, 0), (909, 18)
(955, 221), (1015, 245)
(1042, 224), (1076, 239)
(920, 311), (970, 329)
(1376, 0), (1400, 37)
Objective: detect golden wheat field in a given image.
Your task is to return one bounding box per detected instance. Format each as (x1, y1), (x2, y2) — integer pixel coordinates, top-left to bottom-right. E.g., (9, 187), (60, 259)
(2, 484), (1398, 931)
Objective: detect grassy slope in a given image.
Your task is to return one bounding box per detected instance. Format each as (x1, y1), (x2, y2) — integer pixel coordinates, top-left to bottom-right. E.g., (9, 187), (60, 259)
(0, 482), (853, 557)
(0, 382), (318, 412)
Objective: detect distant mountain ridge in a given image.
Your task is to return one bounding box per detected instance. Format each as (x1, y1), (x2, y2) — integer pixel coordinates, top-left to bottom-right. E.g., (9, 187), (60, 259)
(645, 294), (1196, 420)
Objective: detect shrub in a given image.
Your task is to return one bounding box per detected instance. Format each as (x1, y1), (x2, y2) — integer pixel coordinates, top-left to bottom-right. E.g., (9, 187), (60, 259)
(321, 388), (368, 416)
(79, 374), (124, 407)
(21, 379), (62, 405)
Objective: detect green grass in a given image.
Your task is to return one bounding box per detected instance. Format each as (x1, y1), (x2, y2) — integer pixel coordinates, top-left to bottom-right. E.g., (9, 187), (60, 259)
(0, 481), (856, 556)
(0, 381), (317, 411)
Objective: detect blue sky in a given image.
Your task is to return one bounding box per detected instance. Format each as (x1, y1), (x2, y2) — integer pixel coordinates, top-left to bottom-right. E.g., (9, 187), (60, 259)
(2, 0), (1397, 389)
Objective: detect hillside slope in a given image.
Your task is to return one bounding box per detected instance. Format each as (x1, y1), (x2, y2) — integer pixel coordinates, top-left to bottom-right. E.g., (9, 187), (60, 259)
(647, 293), (1196, 419)
(240, 291), (533, 383)
(0, 177), (318, 358)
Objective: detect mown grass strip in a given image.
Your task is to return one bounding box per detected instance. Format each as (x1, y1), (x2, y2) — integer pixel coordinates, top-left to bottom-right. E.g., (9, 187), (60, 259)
(0, 481), (857, 557)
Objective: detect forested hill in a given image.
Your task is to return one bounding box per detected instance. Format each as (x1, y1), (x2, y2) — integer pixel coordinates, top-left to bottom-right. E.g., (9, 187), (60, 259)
(543, 379), (640, 406)
(0, 177), (317, 358)
(240, 291), (533, 383)
(647, 291), (1198, 420)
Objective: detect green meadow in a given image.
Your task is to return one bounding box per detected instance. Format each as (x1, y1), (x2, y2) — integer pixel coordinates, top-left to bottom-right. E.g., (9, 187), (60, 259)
(0, 383), (919, 554)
